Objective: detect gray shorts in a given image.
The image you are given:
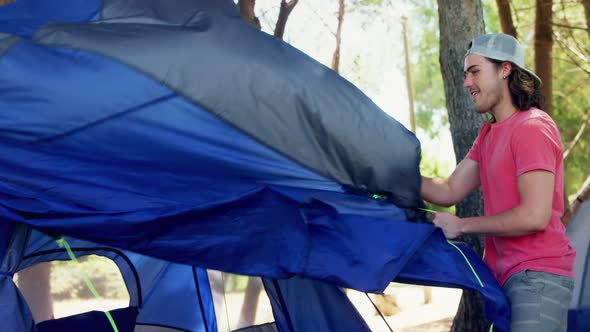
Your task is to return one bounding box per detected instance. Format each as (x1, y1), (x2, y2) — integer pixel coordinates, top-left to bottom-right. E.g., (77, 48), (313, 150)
(502, 270), (574, 332)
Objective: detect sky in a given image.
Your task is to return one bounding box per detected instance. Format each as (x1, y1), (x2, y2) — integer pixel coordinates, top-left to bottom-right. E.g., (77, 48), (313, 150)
(254, 0), (457, 172)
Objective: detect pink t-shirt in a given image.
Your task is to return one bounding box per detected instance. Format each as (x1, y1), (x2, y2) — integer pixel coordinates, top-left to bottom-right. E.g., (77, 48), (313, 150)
(466, 108), (576, 286)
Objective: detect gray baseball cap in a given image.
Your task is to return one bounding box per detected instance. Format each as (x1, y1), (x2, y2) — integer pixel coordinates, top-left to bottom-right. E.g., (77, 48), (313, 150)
(465, 33), (541, 85)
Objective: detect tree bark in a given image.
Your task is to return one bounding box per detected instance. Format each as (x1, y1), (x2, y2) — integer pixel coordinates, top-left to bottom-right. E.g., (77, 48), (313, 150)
(238, 0), (261, 30)
(495, 0), (518, 38)
(331, 0), (345, 73)
(16, 262), (54, 322)
(274, 0), (298, 40)
(535, 0), (553, 115)
(238, 277), (263, 327)
(582, 0), (590, 37)
(438, 0), (488, 331)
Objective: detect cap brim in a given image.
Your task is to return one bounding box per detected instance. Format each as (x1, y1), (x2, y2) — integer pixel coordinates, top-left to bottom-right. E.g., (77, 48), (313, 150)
(522, 67), (542, 85)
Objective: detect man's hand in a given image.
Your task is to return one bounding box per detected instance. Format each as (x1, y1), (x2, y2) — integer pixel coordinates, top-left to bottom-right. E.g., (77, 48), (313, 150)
(432, 212), (463, 239)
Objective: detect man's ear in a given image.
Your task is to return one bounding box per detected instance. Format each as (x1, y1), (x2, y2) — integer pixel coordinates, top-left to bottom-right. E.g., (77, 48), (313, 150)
(502, 62), (513, 78)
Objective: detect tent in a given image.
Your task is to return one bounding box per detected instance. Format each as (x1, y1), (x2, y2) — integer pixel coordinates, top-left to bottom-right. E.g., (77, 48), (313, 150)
(567, 199), (590, 332)
(0, 0), (510, 331)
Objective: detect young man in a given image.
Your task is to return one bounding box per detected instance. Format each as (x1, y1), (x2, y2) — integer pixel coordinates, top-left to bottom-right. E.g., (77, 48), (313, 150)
(421, 33), (576, 331)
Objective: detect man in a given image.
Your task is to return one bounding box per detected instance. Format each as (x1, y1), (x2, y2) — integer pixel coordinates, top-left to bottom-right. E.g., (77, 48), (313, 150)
(421, 33), (576, 331)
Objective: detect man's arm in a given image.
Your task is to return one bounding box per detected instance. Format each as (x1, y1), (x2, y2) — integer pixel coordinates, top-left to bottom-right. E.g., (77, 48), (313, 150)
(421, 158), (481, 207)
(433, 170), (554, 238)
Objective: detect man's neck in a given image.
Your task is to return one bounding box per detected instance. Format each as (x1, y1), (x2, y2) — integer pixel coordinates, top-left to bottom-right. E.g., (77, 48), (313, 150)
(490, 97), (517, 123)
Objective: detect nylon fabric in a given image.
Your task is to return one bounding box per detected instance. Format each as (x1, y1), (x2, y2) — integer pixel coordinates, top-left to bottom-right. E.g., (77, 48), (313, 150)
(0, 33), (18, 56)
(566, 200), (590, 331)
(0, 42), (339, 191)
(0, 224), (35, 332)
(28, 2), (423, 208)
(263, 277), (372, 332)
(17, 232), (216, 332)
(0, 0), (101, 38)
(395, 231), (511, 331)
(101, 0), (240, 22)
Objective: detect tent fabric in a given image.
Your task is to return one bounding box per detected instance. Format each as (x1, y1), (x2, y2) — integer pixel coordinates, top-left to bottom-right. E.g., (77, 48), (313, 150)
(0, 0), (511, 331)
(0, 39), (425, 290)
(0, 219), (15, 265)
(0, 224), (36, 332)
(0, 0), (101, 38)
(566, 200), (590, 332)
(36, 306), (139, 332)
(101, 0), (241, 22)
(17, 230), (217, 332)
(0, 134), (433, 290)
(263, 277), (372, 332)
(2, 0), (424, 209)
(396, 232), (510, 330)
(0, 34), (19, 56)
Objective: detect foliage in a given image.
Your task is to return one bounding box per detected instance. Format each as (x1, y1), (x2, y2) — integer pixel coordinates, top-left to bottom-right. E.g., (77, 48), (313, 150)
(420, 152), (455, 213)
(50, 255), (128, 301)
(490, 0), (590, 197)
(405, 0), (448, 139)
(223, 274), (251, 293)
(550, 0), (590, 198)
(404, 0), (589, 197)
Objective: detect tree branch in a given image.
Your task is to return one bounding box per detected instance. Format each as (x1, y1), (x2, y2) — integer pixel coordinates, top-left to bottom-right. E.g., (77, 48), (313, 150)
(583, 0), (590, 36)
(496, 0), (518, 37)
(551, 22), (587, 31)
(563, 108), (590, 161)
(274, 0), (299, 39)
(238, 0), (261, 30)
(562, 174), (590, 225)
(535, 0), (554, 115)
(553, 31), (590, 75)
(331, 0), (345, 73)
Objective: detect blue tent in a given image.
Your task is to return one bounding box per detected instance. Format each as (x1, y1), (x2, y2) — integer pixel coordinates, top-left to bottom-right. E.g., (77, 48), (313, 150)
(567, 199), (590, 332)
(0, 0), (510, 331)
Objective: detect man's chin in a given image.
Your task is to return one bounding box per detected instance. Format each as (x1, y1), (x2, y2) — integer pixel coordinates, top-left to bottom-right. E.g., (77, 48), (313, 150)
(474, 106), (488, 114)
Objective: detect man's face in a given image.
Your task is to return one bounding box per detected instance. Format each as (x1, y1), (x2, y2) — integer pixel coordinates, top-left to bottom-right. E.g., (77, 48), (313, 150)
(463, 54), (505, 113)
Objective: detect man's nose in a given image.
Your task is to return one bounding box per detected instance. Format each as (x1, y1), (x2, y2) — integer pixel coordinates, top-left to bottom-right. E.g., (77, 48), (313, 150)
(463, 75), (471, 88)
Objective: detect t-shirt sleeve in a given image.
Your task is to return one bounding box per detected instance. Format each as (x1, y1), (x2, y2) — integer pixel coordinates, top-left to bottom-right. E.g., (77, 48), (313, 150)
(511, 118), (561, 176)
(466, 124), (489, 163)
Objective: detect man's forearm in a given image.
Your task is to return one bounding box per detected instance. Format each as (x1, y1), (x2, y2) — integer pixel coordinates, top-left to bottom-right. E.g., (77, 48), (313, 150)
(460, 205), (550, 237)
(421, 177), (456, 207)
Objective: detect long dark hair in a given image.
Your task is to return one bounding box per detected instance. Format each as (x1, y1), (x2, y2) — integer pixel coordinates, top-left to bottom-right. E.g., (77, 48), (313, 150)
(489, 58), (545, 111)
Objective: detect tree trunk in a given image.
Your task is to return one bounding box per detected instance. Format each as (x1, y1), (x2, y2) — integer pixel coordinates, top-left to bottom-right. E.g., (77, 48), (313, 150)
(583, 0), (590, 37)
(438, 0), (488, 331)
(495, 0), (517, 38)
(16, 262), (54, 322)
(331, 0), (345, 73)
(238, 0), (261, 30)
(535, 0), (553, 115)
(274, 0), (298, 40)
(238, 277), (263, 327)
(0, 0), (15, 5)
